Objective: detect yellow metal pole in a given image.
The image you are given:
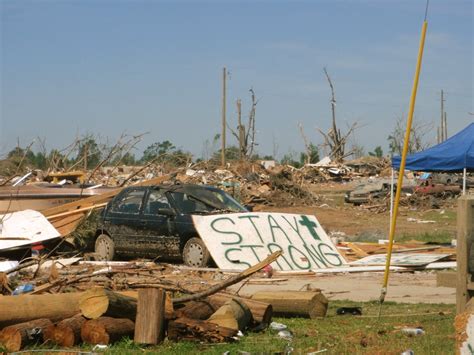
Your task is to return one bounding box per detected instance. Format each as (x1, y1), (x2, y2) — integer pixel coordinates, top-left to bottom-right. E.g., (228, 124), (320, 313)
(379, 20), (428, 309)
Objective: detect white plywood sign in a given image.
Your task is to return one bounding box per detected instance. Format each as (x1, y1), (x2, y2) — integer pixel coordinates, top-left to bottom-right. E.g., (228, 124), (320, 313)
(0, 210), (61, 251)
(350, 253), (450, 267)
(192, 212), (347, 271)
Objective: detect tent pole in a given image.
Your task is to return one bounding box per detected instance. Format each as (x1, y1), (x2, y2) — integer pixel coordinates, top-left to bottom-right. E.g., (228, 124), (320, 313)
(390, 168), (394, 222)
(378, 17), (428, 316)
(463, 168), (467, 195)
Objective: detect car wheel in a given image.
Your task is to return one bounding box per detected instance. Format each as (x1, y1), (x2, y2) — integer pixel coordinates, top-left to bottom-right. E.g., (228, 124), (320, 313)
(95, 234), (115, 261)
(183, 237), (211, 267)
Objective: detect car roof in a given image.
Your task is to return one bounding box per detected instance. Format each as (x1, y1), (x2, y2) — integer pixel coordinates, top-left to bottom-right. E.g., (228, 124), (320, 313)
(122, 184), (218, 192)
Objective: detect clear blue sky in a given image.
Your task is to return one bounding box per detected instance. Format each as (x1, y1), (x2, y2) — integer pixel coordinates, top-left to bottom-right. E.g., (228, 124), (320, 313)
(1, 0), (472, 160)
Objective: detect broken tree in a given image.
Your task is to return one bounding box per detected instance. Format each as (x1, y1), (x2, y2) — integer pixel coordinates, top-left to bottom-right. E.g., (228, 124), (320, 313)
(317, 67), (358, 162)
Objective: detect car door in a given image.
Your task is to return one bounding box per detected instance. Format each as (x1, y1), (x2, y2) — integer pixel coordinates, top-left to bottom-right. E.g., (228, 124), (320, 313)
(103, 188), (147, 257)
(138, 188), (180, 259)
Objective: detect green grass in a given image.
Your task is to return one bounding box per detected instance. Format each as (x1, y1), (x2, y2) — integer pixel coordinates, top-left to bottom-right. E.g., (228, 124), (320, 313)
(25, 300), (455, 355)
(421, 210), (457, 223)
(396, 231), (454, 244)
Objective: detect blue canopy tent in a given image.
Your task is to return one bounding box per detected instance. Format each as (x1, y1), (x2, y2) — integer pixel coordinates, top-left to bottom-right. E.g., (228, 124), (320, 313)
(392, 122), (474, 194)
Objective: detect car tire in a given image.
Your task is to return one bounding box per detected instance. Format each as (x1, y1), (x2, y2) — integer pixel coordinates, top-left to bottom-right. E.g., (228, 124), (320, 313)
(95, 234), (115, 261)
(183, 237), (211, 267)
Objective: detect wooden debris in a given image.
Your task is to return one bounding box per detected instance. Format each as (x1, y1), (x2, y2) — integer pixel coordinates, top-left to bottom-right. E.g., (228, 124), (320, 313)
(43, 314), (86, 347)
(168, 316), (237, 343)
(134, 288), (166, 345)
(0, 318), (53, 352)
(252, 290), (328, 318)
(81, 317), (135, 345)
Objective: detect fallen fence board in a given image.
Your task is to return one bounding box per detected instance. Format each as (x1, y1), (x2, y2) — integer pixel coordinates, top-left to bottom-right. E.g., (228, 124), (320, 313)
(193, 212), (346, 271)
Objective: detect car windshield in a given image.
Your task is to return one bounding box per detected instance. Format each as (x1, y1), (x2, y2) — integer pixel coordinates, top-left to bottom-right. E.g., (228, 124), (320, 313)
(169, 187), (246, 214)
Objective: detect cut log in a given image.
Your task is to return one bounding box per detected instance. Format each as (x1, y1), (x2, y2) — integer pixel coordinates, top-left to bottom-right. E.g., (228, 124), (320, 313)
(79, 287), (137, 320)
(167, 316), (237, 343)
(0, 318), (53, 352)
(81, 317), (135, 345)
(208, 293), (272, 325)
(173, 293), (272, 327)
(0, 292), (83, 328)
(79, 288), (174, 321)
(251, 291), (328, 318)
(134, 288), (165, 345)
(174, 300), (217, 320)
(208, 299), (251, 331)
(43, 314), (86, 347)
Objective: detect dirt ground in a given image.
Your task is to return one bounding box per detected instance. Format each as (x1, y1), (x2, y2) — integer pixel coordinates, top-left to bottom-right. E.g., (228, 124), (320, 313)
(230, 272), (456, 304)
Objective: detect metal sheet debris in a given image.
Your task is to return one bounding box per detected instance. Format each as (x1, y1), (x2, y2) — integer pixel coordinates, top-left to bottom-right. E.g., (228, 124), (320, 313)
(0, 210), (60, 251)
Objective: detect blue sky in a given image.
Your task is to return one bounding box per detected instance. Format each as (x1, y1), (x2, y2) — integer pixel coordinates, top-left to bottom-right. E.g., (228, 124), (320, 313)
(1, 0), (472, 160)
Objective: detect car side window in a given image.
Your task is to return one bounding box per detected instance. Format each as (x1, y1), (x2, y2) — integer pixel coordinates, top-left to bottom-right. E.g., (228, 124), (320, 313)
(110, 189), (146, 214)
(170, 192), (210, 213)
(144, 190), (171, 215)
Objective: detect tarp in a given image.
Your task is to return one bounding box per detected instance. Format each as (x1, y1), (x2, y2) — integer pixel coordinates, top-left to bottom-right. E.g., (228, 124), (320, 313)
(392, 123), (474, 172)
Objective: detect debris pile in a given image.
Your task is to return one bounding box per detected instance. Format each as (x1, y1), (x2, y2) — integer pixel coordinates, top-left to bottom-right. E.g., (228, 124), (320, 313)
(0, 252), (330, 351)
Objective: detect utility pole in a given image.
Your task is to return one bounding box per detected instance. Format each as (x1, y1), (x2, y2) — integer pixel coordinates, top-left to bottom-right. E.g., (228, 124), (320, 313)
(236, 99), (244, 160)
(84, 142), (88, 170)
(221, 67), (226, 166)
(444, 111), (448, 140)
(440, 90), (445, 141)
(437, 127), (440, 144)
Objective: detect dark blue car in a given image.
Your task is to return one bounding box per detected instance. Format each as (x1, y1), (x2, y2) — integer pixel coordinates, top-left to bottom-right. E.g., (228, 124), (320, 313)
(95, 184), (247, 267)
